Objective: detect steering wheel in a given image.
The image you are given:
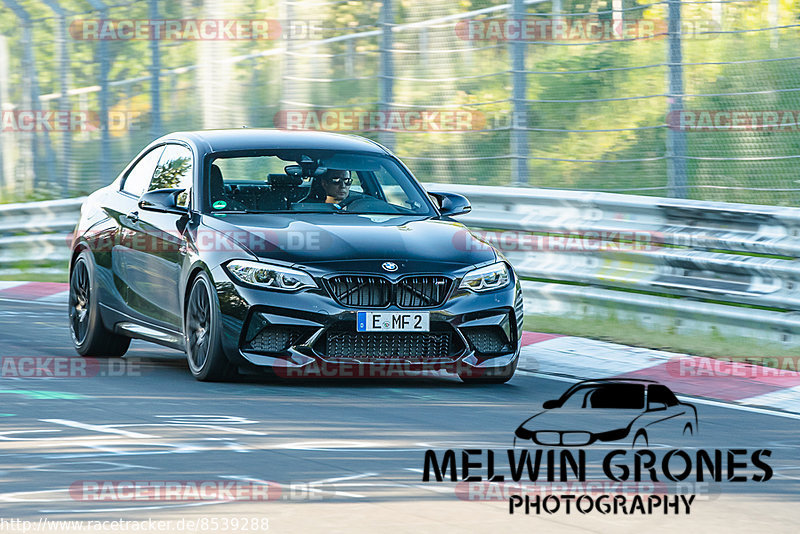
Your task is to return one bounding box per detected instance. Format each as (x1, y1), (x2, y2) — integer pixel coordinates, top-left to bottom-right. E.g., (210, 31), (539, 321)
(334, 193), (364, 209)
(338, 193), (386, 208)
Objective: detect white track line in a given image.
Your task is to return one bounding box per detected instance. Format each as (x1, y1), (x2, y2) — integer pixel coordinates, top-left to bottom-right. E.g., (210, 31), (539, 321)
(516, 370), (800, 421)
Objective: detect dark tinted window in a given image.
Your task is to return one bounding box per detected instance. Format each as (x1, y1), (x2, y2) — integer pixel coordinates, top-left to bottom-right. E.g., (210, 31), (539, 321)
(122, 146), (164, 197)
(206, 151), (433, 215)
(150, 144), (193, 207)
(587, 384), (645, 409)
(648, 385), (679, 407)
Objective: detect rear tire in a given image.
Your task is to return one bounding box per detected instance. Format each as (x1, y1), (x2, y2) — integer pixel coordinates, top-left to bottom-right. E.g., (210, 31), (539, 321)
(69, 250), (130, 357)
(184, 271), (236, 381)
(459, 358), (517, 384)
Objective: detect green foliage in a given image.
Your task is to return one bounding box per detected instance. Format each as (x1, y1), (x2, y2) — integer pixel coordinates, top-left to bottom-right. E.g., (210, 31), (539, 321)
(1, 0), (800, 204)
(150, 157), (191, 190)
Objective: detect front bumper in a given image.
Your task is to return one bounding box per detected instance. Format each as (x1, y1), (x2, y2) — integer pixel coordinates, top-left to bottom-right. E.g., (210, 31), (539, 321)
(209, 265), (523, 376)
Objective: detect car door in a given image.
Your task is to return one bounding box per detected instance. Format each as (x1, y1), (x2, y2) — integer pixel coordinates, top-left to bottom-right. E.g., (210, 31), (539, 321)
(123, 143), (195, 330)
(112, 145), (165, 315)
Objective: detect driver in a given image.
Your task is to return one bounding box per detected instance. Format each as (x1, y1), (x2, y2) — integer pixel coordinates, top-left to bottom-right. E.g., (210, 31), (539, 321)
(306, 169), (352, 203)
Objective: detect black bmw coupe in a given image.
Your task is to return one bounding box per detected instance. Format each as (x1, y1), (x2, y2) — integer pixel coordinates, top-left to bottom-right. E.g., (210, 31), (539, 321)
(69, 129), (523, 382)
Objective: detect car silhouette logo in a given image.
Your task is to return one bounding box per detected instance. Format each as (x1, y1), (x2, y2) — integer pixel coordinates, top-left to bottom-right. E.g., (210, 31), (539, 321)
(382, 262), (398, 272)
(514, 379), (698, 448)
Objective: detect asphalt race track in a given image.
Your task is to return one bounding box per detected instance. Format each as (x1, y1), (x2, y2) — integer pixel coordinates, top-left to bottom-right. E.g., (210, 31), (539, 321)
(0, 296), (798, 533)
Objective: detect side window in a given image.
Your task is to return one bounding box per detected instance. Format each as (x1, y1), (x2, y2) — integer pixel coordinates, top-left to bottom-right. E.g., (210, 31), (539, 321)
(121, 147), (164, 197)
(587, 384), (645, 409)
(346, 170), (363, 193)
(150, 144), (194, 207)
(648, 385), (679, 407)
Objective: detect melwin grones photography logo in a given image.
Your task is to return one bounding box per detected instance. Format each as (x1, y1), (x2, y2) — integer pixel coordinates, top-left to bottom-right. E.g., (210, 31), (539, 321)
(420, 378), (774, 516)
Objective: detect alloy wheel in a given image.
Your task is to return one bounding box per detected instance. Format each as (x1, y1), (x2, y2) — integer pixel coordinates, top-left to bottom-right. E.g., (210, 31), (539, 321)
(69, 259), (91, 345)
(187, 279), (211, 371)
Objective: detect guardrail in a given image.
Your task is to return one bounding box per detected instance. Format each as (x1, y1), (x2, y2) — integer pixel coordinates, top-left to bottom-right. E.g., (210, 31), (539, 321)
(3, 186), (800, 346)
(0, 197), (84, 276)
(429, 184), (800, 347)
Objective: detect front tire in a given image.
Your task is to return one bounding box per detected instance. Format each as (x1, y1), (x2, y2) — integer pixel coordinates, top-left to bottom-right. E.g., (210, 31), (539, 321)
(69, 249), (131, 357)
(184, 271), (235, 381)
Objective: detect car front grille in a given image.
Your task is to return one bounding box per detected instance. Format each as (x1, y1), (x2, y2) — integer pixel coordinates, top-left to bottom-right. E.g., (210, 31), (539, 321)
(534, 431), (592, 447)
(396, 276), (451, 307)
(320, 330), (453, 361)
(327, 275), (452, 308)
(327, 275), (392, 307)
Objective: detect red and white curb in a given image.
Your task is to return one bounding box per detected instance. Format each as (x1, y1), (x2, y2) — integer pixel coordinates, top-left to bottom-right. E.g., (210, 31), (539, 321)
(0, 281), (70, 303)
(520, 334), (800, 416)
(3, 282), (800, 415)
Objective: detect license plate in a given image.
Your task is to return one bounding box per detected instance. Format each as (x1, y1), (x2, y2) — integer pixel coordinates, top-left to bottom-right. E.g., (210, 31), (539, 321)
(357, 311), (430, 332)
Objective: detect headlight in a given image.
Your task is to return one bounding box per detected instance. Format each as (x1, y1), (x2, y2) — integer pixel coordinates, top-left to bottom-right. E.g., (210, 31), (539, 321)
(459, 262), (510, 292)
(225, 260), (318, 291)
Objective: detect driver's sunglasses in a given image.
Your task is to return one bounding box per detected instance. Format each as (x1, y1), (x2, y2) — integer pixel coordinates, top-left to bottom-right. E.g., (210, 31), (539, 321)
(326, 176), (353, 185)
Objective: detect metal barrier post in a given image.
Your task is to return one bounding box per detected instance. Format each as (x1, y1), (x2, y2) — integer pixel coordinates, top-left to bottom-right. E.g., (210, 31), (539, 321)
(42, 0), (71, 198)
(379, 0), (395, 150)
(149, 0), (162, 139)
(0, 35), (7, 200)
(3, 0), (57, 195)
(87, 0), (112, 191)
(510, 0), (529, 186)
(666, 0), (688, 198)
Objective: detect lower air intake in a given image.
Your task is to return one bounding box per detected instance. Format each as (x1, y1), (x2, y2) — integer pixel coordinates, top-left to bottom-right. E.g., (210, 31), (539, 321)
(244, 326), (310, 353)
(322, 331), (452, 360)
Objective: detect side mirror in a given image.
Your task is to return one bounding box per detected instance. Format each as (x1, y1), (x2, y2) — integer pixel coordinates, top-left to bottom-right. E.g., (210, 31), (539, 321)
(429, 191), (471, 217)
(542, 399), (560, 409)
(648, 401), (667, 412)
(138, 188), (188, 216)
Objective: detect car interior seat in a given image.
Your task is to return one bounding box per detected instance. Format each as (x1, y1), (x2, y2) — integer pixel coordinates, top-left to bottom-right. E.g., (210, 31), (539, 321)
(262, 173), (305, 210)
(209, 163), (247, 211)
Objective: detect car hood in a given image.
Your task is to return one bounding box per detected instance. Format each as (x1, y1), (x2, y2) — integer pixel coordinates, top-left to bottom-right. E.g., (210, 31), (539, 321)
(517, 408), (643, 435)
(200, 213), (496, 268)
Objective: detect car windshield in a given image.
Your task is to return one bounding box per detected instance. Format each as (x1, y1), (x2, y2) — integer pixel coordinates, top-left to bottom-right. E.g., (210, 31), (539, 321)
(205, 150), (435, 216)
(559, 384), (645, 409)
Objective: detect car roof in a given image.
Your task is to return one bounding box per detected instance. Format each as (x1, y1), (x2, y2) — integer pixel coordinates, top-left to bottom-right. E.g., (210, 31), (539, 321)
(156, 129), (389, 156)
(555, 379), (664, 403)
(570, 379), (659, 386)
(562, 378), (660, 392)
